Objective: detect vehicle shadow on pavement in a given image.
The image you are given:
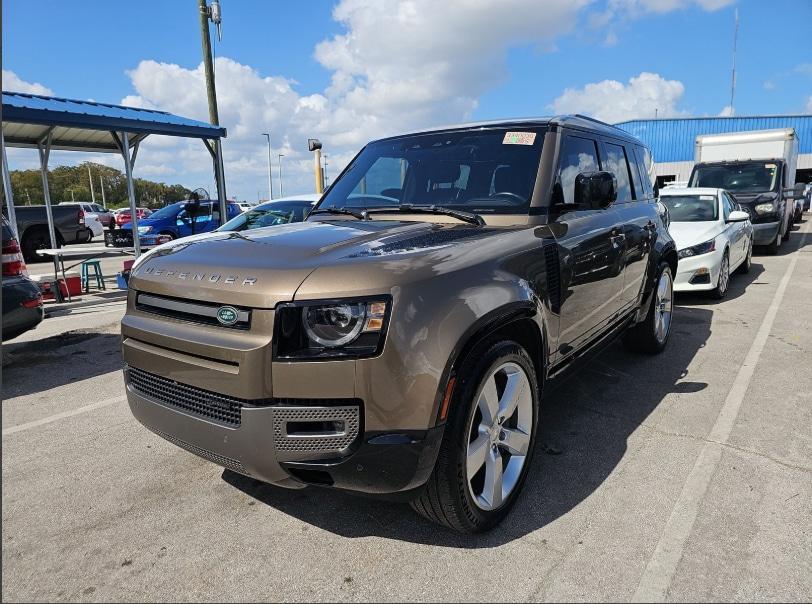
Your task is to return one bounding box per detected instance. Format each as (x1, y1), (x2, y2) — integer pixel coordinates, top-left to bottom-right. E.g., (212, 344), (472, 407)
(225, 304), (713, 547)
(1, 330), (122, 399)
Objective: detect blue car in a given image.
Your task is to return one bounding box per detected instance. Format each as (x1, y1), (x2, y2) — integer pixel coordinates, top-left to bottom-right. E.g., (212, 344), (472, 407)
(123, 199), (241, 241)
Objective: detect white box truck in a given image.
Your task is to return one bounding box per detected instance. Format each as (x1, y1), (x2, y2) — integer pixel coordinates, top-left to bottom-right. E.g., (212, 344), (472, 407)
(689, 128), (804, 254)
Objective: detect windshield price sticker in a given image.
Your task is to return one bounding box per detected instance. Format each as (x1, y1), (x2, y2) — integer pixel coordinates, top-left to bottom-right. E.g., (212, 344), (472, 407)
(503, 132), (536, 145)
(700, 195), (715, 200)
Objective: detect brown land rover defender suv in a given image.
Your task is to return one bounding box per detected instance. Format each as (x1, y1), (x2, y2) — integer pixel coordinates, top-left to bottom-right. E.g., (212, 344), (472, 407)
(122, 116), (677, 532)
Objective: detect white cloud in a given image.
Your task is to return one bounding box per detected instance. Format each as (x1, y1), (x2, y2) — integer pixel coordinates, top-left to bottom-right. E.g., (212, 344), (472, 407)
(1, 0), (740, 199)
(550, 72), (688, 123)
(763, 80), (775, 91)
(718, 105), (734, 117)
(2, 70), (53, 95)
(807, 96), (812, 113)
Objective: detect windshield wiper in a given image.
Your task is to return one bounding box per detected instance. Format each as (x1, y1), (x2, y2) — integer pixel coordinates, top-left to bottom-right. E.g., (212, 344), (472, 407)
(364, 204), (485, 226)
(309, 207), (365, 220)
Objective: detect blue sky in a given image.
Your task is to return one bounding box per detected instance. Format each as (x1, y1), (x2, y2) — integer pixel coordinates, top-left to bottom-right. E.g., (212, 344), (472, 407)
(3, 0), (811, 200)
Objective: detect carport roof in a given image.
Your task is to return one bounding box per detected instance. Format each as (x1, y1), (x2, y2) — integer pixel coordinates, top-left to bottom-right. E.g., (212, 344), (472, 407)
(2, 91), (226, 153)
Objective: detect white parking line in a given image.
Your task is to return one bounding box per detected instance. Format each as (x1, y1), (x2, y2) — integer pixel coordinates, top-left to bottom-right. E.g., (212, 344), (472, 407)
(2, 395), (127, 436)
(632, 229), (809, 603)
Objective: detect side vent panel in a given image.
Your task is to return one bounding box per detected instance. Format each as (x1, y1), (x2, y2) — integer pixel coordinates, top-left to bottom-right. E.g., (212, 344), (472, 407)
(543, 240), (562, 315)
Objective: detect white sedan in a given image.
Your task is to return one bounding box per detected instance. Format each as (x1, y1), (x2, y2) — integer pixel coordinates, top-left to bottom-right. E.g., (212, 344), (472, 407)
(660, 187), (753, 299)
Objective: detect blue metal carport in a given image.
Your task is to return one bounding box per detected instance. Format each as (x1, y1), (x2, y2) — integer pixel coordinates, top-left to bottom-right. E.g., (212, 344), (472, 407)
(1, 91), (228, 259)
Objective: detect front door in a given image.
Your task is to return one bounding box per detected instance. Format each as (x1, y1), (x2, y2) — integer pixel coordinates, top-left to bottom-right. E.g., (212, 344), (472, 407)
(551, 133), (626, 358)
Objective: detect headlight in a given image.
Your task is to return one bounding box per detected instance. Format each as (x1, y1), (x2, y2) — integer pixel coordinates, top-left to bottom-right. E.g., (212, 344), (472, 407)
(275, 297), (390, 359)
(137, 226), (153, 234)
(754, 202), (775, 215)
(678, 238), (716, 259)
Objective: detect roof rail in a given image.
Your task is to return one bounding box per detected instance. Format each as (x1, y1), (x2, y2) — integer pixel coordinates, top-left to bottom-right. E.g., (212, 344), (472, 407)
(572, 114), (620, 129)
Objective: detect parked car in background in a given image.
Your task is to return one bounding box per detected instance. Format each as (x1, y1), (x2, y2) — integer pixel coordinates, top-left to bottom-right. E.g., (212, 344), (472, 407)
(217, 194), (320, 232)
(60, 202), (114, 228)
(84, 213), (104, 240)
(113, 207), (152, 228)
(5, 204), (89, 262)
(122, 199), (241, 240)
(2, 218), (43, 341)
(237, 202), (255, 213)
(122, 116), (677, 533)
(660, 187), (753, 299)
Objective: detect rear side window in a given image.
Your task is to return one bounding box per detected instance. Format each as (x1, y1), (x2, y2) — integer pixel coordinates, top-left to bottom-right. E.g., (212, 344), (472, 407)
(556, 136), (600, 205)
(602, 142), (633, 202)
(633, 147), (654, 198)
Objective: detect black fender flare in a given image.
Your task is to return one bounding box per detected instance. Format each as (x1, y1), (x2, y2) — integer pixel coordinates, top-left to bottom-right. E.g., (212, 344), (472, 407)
(431, 300), (547, 426)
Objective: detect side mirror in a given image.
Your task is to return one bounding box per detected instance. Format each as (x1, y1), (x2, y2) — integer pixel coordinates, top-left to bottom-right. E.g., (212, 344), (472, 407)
(728, 210), (749, 223)
(574, 171), (617, 210)
(784, 183), (806, 199)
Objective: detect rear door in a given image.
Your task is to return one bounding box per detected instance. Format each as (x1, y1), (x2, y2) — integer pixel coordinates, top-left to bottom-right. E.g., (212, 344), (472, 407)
(723, 192), (746, 265)
(608, 141), (657, 309)
(551, 132), (626, 357)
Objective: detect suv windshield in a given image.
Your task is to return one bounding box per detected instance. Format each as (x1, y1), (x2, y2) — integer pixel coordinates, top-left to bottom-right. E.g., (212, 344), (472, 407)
(690, 162), (779, 193)
(317, 127), (546, 215)
(661, 194), (719, 222)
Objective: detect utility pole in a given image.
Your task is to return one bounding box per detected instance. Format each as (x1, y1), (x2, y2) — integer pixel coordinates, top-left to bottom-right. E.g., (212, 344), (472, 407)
(88, 165), (96, 203)
(278, 153), (284, 198)
(100, 174), (107, 209)
(323, 153), (329, 187)
(309, 139), (324, 194)
(71, 189), (75, 202)
(262, 133), (273, 200)
(729, 7), (739, 116)
(198, 0), (228, 219)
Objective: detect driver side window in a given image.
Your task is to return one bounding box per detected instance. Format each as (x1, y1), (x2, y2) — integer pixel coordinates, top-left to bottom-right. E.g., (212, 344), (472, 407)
(556, 136), (600, 205)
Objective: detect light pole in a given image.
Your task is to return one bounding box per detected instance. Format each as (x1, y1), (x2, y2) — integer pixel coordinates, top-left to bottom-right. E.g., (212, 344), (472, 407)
(277, 154), (284, 198)
(262, 133), (273, 200)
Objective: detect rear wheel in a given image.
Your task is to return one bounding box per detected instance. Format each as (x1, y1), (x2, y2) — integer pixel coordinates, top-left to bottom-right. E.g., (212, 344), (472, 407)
(410, 340), (539, 533)
(623, 262), (673, 354)
(21, 228), (52, 263)
(737, 240), (752, 274)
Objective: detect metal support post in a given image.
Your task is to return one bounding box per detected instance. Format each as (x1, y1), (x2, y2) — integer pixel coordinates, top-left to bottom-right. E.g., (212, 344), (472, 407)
(214, 138), (228, 219)
(1, 131), (19, 239)
(120, 132), (141, 257)
(37, 132), (62, 290)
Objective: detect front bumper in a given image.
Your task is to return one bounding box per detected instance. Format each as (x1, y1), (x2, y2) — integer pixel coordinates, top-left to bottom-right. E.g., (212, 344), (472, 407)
(124, 364), (443, 497)
(752, 220), (781, 246)
(674, 248), (724, 292)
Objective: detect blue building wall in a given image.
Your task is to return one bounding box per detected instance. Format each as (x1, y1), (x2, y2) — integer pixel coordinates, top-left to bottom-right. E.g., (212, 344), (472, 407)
(615, 115), (812, 163)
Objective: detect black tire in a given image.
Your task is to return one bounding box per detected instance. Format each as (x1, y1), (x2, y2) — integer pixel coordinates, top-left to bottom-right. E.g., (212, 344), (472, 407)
(410, 339), (539, 533)
(737, 240), (752, 274)
(765, 229), (782, 255)
(710, 250), (730, 300)
(21, 228), (52, 263)
(623, 261), (674, 354)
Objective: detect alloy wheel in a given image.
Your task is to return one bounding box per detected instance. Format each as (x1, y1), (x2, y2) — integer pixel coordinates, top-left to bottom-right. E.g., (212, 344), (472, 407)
(465, 361), (533, 511)
(654, 269), (673, 344)
(718, 254), (729, 295)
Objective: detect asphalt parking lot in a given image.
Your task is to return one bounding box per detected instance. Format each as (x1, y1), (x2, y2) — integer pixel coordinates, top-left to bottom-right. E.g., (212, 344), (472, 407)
(2, 221), (811, 602)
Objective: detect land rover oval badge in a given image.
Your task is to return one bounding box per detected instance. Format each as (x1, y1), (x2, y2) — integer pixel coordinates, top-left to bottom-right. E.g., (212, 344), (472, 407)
(216, 306), (239, 326)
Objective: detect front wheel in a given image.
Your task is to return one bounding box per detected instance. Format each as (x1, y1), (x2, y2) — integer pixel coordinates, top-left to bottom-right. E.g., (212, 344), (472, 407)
(711, 251), (730, 300)
(623, 262), (674, 354)
(410, 340), (539, 533)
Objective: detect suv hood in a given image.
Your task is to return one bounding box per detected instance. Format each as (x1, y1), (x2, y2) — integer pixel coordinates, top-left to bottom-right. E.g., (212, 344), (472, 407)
(129, 219), (504, 308)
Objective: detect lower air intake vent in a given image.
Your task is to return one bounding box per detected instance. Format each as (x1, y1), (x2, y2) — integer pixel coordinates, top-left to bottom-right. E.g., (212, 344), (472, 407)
(272, 406), (360, 455)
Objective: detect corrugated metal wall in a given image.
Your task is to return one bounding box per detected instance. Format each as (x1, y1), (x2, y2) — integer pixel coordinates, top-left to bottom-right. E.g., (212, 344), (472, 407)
(615, 115), (812, 163)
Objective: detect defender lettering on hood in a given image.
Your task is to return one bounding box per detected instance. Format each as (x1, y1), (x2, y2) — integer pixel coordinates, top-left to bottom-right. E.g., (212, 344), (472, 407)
(142, 266), (257, 286)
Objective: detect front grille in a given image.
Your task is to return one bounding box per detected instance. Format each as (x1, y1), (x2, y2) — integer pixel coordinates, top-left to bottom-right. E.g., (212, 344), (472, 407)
(150, 426), (248, 475)
(128, 366), (245, 426)
(135, 292), (251, 330)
